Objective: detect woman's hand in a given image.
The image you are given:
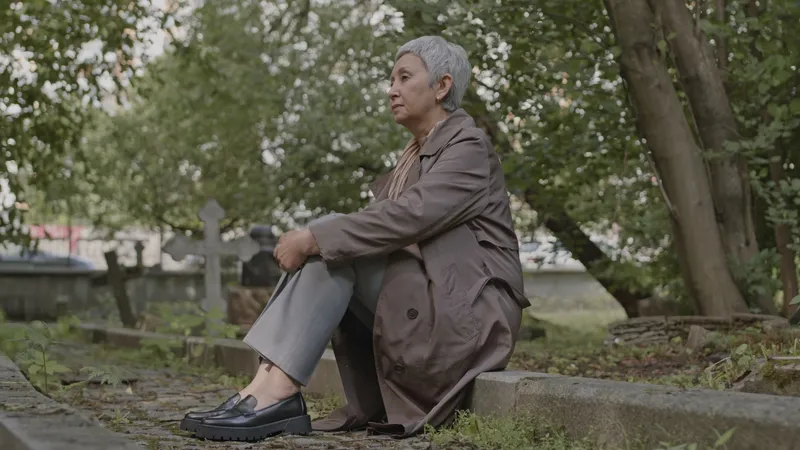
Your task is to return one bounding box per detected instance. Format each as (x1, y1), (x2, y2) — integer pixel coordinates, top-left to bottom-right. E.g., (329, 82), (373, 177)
(273, 228), (319, 273)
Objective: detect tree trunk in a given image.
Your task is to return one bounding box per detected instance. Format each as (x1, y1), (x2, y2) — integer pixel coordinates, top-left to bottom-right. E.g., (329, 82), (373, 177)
(104, 250), (138, 328)
(523, 190), (645, 317)
(652, 0), (774, 314)
(604, 0), (748, 316)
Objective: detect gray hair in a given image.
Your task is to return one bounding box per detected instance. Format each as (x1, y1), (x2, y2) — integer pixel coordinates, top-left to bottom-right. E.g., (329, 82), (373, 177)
(396, 36), (472, 113)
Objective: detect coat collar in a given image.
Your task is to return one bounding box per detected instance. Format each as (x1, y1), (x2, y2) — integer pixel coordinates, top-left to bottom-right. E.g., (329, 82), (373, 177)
(369, 171), (392, 200)
(368, 109), (475, 199)
(419, 108), (475, 156)
(369, 156), (421, 201)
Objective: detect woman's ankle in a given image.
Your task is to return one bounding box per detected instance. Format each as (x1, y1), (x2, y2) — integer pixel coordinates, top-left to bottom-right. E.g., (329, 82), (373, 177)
(246, 382), (299, 409)
(265, 382), (300, 400)
(238, 362), (271, 398)
(267, 365), (301, 395)
(239, 364), (300, 408)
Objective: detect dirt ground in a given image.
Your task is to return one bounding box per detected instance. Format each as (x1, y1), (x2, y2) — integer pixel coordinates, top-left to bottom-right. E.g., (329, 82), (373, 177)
(47, 341), (436, 450)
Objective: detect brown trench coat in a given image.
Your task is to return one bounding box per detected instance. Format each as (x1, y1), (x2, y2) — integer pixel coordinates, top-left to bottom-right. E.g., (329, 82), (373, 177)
(307, 109), (530, 437)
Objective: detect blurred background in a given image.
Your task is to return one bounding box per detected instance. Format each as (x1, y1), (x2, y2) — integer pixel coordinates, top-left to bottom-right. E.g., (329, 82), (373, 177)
(2, 0), (799, 329)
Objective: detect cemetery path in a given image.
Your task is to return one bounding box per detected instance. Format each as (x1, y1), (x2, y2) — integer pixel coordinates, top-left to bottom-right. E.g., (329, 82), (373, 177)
(48, 341), (438, 450)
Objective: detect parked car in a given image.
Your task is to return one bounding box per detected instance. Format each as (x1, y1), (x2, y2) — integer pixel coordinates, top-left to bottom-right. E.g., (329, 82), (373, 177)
(518, 239), (583, 271)
(0, 244), (95, 270)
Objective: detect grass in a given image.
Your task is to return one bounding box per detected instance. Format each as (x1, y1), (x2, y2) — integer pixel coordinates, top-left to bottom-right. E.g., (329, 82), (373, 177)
(532, 309), (626, 329)
(425, 410), (737, 450)
(512, 308), (800, 392)
(2, 308), (797, 449)
(426, 411), (596, 450)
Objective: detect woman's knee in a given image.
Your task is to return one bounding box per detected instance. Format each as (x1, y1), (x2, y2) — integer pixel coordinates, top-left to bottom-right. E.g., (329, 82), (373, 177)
(308, 213), (345, 227)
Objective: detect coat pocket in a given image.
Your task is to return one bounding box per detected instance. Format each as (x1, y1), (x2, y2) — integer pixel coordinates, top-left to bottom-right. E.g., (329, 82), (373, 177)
(440, 263), (478, 339)
(441, 263), (461, 296)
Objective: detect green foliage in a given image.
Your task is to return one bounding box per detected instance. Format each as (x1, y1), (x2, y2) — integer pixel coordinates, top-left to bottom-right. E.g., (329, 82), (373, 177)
(1, 0), (178, 241)
(22, 0), (800, 311)
(702, 341), (762, 391)
(701, 331), (800, 391)
(386, 0), (690, 300)
(728, 249), (782, 312)
(12, 322), (72, 394)
(512, 308), (800, 396)
(425, 410), (735, 450)
(722, 1), (800, 268)
(138, 336), (185, 365)
(73, 0), (404, 232)
(0, 317), (127, 397)
(425, 410), (596, 450)
(133, 301), (240, 368)
(654, 428), (736, 450)
(102, 407), (133, 431)
(395, 0), (800, 306)
(139, 301), (240, 338)
(77, 364), (126, 387)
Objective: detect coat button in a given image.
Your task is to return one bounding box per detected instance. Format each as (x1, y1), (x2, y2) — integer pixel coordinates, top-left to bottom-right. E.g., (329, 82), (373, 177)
(393, 363), (405, 374)
(406, 308), (418, 319)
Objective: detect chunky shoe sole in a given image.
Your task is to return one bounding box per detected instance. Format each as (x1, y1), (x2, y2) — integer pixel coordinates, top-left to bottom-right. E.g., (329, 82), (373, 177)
(194, 414), (312, 442)
(179, 417), (201, 433)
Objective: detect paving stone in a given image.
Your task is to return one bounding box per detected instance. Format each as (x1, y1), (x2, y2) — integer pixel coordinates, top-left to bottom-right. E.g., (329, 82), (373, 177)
(0, 350), (143, 450)
(45, 342), (441, 449)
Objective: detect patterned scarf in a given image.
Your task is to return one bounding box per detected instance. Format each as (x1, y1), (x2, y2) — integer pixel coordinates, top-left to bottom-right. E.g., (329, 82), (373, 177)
(386, 138), (421, 201)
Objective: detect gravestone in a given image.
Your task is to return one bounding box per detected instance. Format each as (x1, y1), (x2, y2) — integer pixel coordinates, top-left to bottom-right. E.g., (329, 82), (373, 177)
(228, 225), (282, 330)
(162, 199), (260, 316)
(240, 225), (281, 287)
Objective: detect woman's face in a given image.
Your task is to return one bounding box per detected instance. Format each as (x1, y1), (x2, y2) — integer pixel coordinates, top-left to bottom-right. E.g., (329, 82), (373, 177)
(388, 53), (440, 126)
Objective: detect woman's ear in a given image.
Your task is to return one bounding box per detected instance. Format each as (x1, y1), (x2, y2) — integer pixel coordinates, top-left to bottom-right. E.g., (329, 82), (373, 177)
(436, 74), (453, 102)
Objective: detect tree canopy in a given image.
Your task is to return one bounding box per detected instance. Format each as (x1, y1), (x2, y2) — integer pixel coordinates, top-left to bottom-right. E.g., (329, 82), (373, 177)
(1, 0), (177, 243)
(9, 0), (800, 317)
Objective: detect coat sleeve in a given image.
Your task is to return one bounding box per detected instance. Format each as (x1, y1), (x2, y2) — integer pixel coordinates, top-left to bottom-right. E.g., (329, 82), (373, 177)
(308, 132), (490, 266)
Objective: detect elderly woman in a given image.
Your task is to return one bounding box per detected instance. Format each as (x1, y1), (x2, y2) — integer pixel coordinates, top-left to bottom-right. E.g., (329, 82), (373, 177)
(181, 35), (529, 442)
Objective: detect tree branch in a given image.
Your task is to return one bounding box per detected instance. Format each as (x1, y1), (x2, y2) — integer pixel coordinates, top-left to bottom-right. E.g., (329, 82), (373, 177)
(157, 215), (197, 235)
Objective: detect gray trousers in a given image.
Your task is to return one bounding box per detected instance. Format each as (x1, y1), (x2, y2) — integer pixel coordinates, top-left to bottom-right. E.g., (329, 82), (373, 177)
(242, 215), (386, 386)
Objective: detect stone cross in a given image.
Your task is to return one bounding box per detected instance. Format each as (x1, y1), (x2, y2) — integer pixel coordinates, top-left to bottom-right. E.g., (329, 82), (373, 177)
(162, 199), (260, 314)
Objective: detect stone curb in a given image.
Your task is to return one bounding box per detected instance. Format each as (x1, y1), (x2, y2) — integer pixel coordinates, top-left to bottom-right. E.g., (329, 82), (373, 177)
(0, 350), (144, 450)
(77, 323), (800, 450)
(75, 323), (344, 396)
(517, 375), (800, 450)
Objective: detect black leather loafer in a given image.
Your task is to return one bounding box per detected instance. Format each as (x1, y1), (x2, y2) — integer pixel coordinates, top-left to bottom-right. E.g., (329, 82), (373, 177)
(194, 393), (311, 441)
(179, 393), (241, 433)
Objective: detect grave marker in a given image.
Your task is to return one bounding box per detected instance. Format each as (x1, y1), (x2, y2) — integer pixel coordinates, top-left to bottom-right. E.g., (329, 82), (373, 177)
(162, 199), (260, 315)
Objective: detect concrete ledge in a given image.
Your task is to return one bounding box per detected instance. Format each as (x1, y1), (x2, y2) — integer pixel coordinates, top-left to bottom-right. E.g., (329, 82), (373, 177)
(210, 338), (261, 377)
(466, 370), (561, 417)
(0, 351), (143, 450)
(77, 323), (345, 397)
(306, 349), (344, 398)
(77, 323), (800, 450)
(516, 376), (800, 450)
